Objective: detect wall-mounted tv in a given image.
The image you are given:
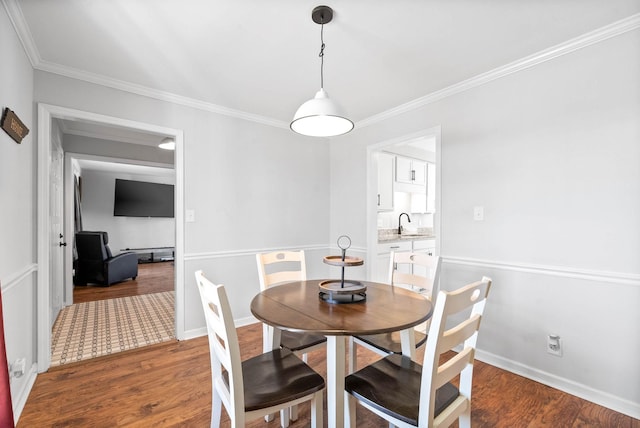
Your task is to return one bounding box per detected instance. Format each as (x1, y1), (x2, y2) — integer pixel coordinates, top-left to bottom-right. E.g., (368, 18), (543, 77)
(113, 179), (174, 218)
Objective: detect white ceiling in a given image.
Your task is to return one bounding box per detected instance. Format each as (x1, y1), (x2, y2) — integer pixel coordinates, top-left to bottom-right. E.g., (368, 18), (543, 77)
(8, 0), (640, 129)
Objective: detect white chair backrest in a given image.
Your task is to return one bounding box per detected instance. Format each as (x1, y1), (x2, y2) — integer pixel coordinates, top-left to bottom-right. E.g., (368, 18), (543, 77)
(256, 250), (307, 290)
(194, 270), (244, 422)
(388, 251), (442, 299)
(419, 276), (492, 427)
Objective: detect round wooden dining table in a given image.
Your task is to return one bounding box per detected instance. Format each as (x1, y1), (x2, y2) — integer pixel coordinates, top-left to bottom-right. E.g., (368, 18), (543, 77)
(250, 279), (433, 428)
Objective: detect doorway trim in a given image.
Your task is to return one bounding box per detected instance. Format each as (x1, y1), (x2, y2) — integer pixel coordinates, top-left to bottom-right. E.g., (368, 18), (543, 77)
(37, 103), (185, 372)
(366, 126), (442, 280)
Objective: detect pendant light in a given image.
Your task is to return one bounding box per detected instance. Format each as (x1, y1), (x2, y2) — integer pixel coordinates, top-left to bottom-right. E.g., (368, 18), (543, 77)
(290, 5), (354, 137)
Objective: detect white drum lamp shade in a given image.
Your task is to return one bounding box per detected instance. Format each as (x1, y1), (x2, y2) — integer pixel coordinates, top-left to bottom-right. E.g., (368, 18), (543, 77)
(290, 89), (354, 137)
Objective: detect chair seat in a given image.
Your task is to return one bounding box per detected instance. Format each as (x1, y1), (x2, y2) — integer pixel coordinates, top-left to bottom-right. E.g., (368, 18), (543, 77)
(232, 348), (325, 412)
(354, 330), (427, 354)
(281, 331), (327, 353)
(345, 354), (459, 426)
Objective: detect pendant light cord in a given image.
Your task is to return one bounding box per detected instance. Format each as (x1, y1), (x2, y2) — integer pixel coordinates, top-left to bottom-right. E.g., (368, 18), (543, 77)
(319, 21), (325, 89)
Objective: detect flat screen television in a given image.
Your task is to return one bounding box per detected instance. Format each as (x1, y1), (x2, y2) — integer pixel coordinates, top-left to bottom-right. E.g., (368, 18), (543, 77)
(113, 179), (174, 218)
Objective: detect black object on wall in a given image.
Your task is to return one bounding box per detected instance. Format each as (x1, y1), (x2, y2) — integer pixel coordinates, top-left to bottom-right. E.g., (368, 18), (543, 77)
(113, 179), (174, 218)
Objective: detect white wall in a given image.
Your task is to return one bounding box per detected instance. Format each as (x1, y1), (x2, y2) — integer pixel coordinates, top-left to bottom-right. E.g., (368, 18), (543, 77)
(80, 169), (175, 252)
(377, 192), (433, 229)
(330, 29), (640, 417)
(11, 4), (637, 422)
(0, 4), (37, 420)
(63, 133), (174, 165)
(34, 70), (333, 329)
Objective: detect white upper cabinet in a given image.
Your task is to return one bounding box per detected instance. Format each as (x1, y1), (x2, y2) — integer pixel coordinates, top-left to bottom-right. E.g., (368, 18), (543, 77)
(396, 156), (426, 186)
(377, 152), (394, 211)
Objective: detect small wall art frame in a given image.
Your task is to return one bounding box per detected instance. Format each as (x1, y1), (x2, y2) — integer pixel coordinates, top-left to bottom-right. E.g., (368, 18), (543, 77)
(1, 108), (29, 144)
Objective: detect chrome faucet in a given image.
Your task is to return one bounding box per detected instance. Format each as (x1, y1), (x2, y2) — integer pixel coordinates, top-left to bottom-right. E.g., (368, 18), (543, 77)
(398, 212), (411, 235)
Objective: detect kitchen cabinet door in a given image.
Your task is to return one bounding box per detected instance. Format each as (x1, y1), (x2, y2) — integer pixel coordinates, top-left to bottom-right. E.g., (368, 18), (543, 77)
(374, 241), (411, 283)
(396, 156), (427, 186)
(395, 156), (413, 183)
(412, 239), (436, 277)
(412, 160), (427, 186)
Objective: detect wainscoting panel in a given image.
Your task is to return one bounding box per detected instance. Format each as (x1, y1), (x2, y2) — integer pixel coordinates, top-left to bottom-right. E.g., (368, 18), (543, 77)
(1, 263), (38, 422)
(440, 257), (640, 419)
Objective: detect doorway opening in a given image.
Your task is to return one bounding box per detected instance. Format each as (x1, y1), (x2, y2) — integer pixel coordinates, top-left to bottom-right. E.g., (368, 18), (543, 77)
(36, 103), (185, 372)
(366, 127), (441, 282)
(64, 154), (175, 304)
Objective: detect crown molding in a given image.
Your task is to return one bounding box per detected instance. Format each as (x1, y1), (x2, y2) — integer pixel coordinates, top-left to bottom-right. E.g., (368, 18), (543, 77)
(35, 59), (290, 129)
(356, 13), (640, 129)
(4, 0), (639, 130)
(2, 0), (39, 66)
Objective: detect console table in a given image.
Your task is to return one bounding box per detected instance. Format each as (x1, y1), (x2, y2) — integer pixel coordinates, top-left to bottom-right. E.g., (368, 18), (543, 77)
(121, 247), (175, 263)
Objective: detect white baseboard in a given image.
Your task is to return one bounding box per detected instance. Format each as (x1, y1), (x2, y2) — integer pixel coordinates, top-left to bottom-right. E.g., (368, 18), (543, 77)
(12, 363), (37, 424)
(475, 349), (640, 420)
(181, 316), (258, 341)
(235, 315), (259, 328)
(181, 327), (206, 341)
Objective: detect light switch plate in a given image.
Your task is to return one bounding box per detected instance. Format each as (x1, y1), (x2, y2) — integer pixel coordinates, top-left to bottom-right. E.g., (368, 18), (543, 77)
(186, 209), (195, 223)
(473, 206), (484, 221)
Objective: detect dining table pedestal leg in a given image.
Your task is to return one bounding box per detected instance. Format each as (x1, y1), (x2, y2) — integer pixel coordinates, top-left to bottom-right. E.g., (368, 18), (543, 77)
(326, 335), (346, 428)
(400, 327), (417, 360)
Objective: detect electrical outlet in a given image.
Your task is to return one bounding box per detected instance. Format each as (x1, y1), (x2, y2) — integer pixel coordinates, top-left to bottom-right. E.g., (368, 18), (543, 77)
(10, 358), (26, 378)
(547, 334), (562, 357)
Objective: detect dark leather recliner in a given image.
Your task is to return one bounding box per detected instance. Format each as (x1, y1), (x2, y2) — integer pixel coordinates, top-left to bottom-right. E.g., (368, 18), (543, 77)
(74, 231), (138, 286)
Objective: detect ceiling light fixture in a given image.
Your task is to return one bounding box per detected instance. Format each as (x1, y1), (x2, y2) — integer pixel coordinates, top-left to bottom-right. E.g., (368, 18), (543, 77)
(158, 137), (175, 150)
(290, 5), (353, 138)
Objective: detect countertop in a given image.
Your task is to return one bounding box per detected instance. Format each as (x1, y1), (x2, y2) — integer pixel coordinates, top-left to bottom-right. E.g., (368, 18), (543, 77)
(378, 233), (435, 243)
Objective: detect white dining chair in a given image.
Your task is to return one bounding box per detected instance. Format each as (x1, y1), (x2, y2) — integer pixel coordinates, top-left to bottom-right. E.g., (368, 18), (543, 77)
(345, 276), (492, 428)
(194, 270), (325, 428)
(256, 250), (327, 361)
(349, 252), (441, 373)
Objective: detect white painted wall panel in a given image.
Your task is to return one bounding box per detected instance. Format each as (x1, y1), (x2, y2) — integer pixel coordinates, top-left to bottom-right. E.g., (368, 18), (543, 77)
(330, 29), (640, 416)
(0, 5), (37, 420)
(33, 70), (331, 338)
(63, 134), (174, 165)
(80, 169), (175, 253)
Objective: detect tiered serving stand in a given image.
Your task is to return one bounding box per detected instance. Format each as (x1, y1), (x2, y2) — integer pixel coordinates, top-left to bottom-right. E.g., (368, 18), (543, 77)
(319, 235), (366, 303)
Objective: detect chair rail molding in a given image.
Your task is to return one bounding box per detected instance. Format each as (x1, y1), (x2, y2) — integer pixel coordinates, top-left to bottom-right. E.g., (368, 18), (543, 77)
(442, 256), (640, 287)
(1, 264), (37, 293)
(184, 243), (334, 261)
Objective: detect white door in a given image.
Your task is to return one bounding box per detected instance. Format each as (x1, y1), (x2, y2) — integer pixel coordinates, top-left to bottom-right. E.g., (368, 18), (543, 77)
(50, 135), (65, 327)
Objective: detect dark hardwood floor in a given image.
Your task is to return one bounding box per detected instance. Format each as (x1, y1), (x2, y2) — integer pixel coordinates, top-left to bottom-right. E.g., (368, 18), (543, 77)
(72, 261), (174, 303)
(20, 321), (638, 427)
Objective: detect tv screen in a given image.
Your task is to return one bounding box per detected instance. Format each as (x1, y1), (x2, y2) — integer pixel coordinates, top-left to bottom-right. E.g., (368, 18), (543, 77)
(113, 179), (174, 218)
